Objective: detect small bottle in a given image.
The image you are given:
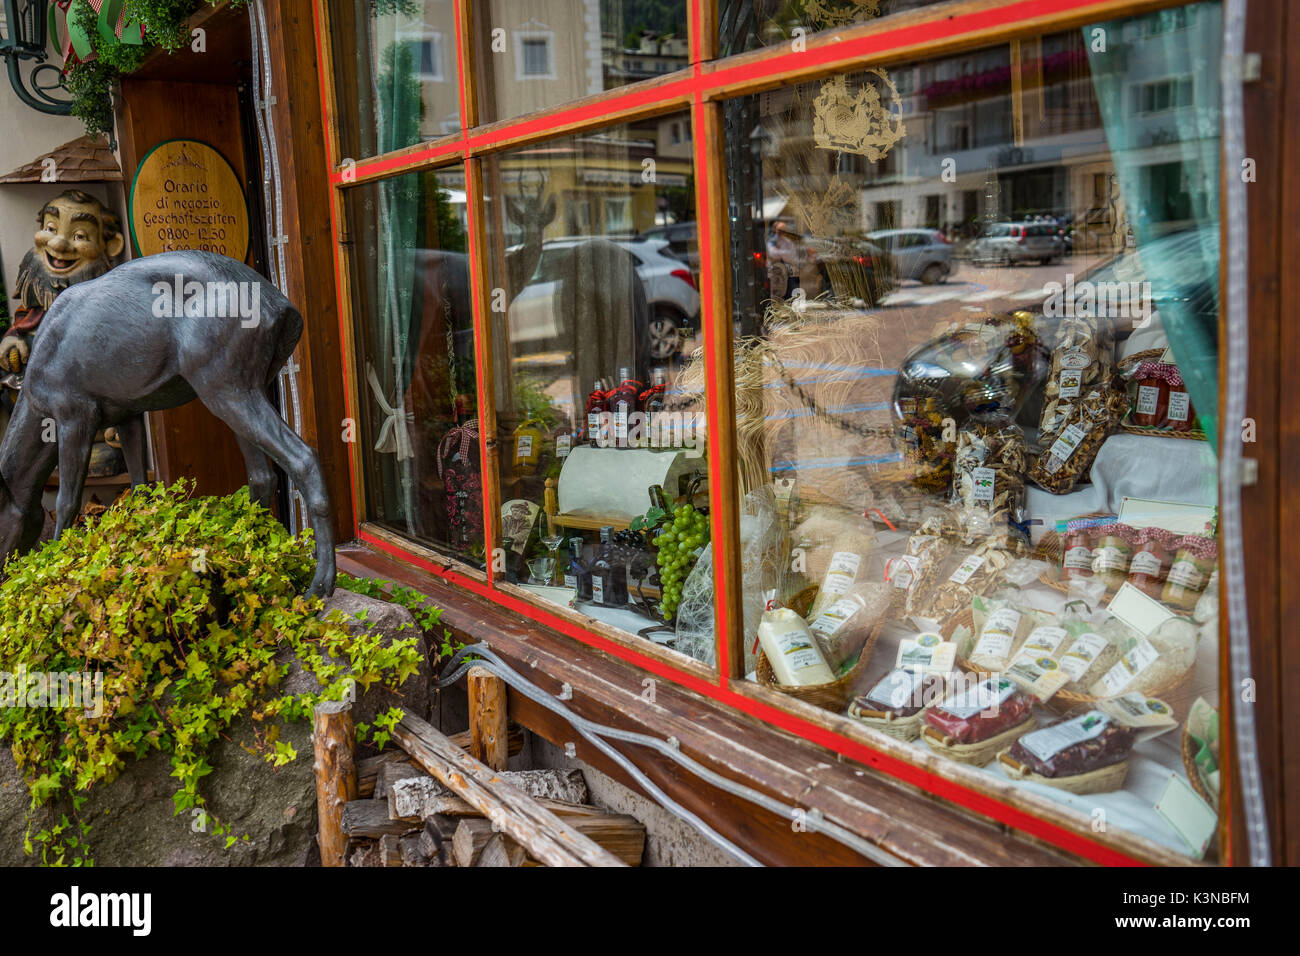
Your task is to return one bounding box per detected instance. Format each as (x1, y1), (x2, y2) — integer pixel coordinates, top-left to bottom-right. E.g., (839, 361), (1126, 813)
(565, 536), (592, 601)
(610, 367), (642, 449)
(643, 367), (668, 449)
(591, 526), (627, 607)
(648, 483), (670, 513)
(586, 379), (608, 448)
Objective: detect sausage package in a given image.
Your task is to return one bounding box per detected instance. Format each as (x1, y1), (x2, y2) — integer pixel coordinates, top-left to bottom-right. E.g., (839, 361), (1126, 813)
(923, 677), (1035, 745)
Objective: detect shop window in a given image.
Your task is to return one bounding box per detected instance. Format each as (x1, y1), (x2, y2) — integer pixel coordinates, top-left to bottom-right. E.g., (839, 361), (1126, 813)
(326, 1), (461, 161)
(475, 1), (689, 124)
(720, 3), (1225, 861)
(718, 0), (952, 56)
(480, 113), (712, 661)
(344, 169), (484, 568)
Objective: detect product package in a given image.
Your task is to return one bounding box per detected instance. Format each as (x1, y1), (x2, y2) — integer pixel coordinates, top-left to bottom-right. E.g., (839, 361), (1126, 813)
(806, 581), (892, 669)
(847, 668), (946, 740)
(999, 710), (1136, 793)
(967, 598), (1036, 672)
(1029, 386), (1126, 494)
(952, 416), (1028, 535)
(1089, 615), (1199, 698)
(921, 676), (1036, 764)
(756, 597), (836, 687)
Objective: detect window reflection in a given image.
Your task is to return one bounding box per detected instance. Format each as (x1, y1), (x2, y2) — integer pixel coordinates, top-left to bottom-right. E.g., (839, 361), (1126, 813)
(481, 114), (712, 662)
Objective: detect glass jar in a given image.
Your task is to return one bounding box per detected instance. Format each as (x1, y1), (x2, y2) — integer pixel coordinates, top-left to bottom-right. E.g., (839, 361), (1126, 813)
(1091, 525), (1132, 591)
(1166, 370), (1194, 432)
(1127, 528), (1172, 598)
(1133, 362), (1169, 427)
(1061, 521), (1095, 581)
(1162, 535), (1217, 611)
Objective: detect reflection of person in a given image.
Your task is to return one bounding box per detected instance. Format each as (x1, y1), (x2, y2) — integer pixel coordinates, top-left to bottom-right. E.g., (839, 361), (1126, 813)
(766, 220), (799, 298)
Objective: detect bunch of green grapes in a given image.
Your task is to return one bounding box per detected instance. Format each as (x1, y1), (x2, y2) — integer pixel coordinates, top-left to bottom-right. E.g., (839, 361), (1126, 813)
(653, 503), (709, 621)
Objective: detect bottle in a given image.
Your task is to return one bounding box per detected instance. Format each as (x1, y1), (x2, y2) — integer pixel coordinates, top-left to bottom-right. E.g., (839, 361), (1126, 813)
(648, 484), (670, 513)
(643, 367), (668, 449)
(591, 526), (627, 607)
(565, 536), (592, 600)
(586, 379), (608, 448)
(610, 367), (642, 449)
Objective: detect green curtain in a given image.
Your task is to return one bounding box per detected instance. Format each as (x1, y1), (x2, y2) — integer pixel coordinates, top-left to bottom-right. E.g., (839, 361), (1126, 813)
(1086, 3), (1222, 449)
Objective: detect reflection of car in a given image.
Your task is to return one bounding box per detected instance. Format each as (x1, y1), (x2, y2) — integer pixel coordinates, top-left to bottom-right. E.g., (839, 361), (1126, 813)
(867, 228), (953, 284)
(636, 222), (698, 272)
(797, 236), (896, 305)
(507, 238), (700, 363)
(969, 222), (1063, 265)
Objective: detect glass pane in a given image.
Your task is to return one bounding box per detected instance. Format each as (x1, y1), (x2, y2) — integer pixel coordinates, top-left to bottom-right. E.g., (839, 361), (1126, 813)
(719, 0), (952, 57)
(482, 113), (712, 665)
(474, 1), (690, 125)
(723, 3), (1223, 862)
(328, 0), (462, 161)
(345, 169), (484, 568)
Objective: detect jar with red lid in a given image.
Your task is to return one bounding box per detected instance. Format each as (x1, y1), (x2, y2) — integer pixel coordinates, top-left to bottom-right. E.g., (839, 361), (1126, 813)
(1127, 527), (1172, 598)
(1091, 524), (1133, 592)
(1133, 362), (1169, 427)
(1162, 534), (1216, 610)
(1164, 367), (1195, 431)
(1061, 519), (1096, 581)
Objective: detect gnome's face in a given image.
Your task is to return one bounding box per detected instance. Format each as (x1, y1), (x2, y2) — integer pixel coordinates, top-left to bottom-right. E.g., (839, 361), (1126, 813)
(35, 195), (124, 280)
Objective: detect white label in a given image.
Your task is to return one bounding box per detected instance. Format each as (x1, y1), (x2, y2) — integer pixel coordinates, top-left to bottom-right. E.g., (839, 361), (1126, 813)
(948, 554), (986, 585)
(1020, 711), (1111, 762)
(1064, 545), (1093, 570)
(1166, 558), (1204, 589)
(1167, 390), (1190, 422)
(810, 598), (859, 638)
(614, 410), (629, 442)
(556, 434), (571, 458)
(864, 669), (926, 710)
(1098, 692), (1175, 728)
(1060, 348), (1090, 369)
(1136, 384), (1161, 416)
(564, 573), (577, 589)
(1129, 549), (1163, 577)
(821, 551), (862, 596)
(1092, 544), (1129, 574)
(972, 608), (1022, 661)
(587, 412), (601, 433)
(971, 467), (996, 503)
(1059, 632), (1108, 680)
(889, 554), (920, 590)
(1048, 423), (1088, 463)
(774, 630), (825, 671)
(1005, 653), (1070, 701)
(1059, 369), (1082, 398)
(896, 633), (956, 674)
(1096, 637), (1161, 694)
(515, 434), (534, 459)
(1022, 625), (1069, 656)
(936, 677), (1018, 719)
(592, 577), (605, 603)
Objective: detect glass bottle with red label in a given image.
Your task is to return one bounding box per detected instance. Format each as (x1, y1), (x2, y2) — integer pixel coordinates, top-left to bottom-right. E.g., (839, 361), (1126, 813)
(609, 367), (643, 449)
(585, 378), (608, 447)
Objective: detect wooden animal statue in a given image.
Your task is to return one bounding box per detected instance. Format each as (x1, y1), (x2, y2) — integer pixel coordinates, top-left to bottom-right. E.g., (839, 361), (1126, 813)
(0, 250), (336, 597)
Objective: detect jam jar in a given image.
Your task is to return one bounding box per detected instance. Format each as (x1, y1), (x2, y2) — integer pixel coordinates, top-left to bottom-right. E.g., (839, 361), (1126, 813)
(1132, 362), (1169, 427)
(1061, 520), (1096, 581)
(1091, 525), (1133, 592)
(1162, 534), (1217, 611)
(1127, 527), (1172, 598)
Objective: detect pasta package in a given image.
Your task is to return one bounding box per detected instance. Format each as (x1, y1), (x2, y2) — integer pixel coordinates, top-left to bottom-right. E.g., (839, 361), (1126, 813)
(952, 417), (1027, 532)
(967, 600), (1036, 672)
(793, 507), (878, 602)
(806, 581), (892, 668)
(910, 538), (1019, 628)
(1089, 616), (1199, 697)
(1029, 386), (1126, 494)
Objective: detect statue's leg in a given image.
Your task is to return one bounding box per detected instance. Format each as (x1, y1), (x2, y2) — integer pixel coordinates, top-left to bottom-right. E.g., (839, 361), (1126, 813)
(52, 412), (95, 537)
(236, 434), (276, 510)
(0, 394), (59, 558)
(116, 414), (149, 488)
(202, 388), (334, 598)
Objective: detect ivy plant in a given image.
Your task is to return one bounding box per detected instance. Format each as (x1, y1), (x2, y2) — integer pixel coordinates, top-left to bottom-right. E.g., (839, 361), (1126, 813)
(0, 480), (434, 866)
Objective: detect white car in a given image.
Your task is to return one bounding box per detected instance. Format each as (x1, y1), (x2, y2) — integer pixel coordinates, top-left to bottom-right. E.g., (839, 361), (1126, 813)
(508, 238), (700, 364)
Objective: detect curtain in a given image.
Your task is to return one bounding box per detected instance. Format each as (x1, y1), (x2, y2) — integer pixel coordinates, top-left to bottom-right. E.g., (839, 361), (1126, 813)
(1086, 2), (1223, 449)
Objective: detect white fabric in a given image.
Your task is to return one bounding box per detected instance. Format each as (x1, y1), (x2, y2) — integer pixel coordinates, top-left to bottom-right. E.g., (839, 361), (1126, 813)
(1026, 432), (1217, 544)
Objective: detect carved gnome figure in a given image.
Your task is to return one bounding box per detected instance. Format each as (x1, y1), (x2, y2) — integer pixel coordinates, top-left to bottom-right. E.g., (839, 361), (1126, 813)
(0, 189), (126, 473)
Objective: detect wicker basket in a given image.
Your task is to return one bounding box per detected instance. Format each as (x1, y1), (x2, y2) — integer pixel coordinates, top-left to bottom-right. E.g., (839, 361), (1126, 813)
(1181, 725), (1217, 807)
(755, 620), (882, 711)
(997, 750), (1130, 794)
(921, 716), (1036, 766)
(847, 703), (926, 741)
(1115, 348), (1207, 440)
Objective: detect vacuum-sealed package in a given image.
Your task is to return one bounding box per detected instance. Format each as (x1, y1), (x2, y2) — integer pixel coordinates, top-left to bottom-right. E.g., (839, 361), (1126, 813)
(1000, 710), (1136, 793)
(967, 598), (1036, 672)
(806, 581), (892, 668)
(921, 676), (1036, 764)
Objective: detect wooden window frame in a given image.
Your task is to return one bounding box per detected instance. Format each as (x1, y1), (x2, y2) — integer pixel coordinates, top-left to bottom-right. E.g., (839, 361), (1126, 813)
(311, 0), (1272, 866)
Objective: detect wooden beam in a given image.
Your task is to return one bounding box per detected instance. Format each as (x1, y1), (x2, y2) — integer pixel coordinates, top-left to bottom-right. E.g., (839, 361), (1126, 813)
(391, 710), (625, 867)
(468, 665), (510, 770)
(312, 699), (358, 867)
(357, 726), (525, 797)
